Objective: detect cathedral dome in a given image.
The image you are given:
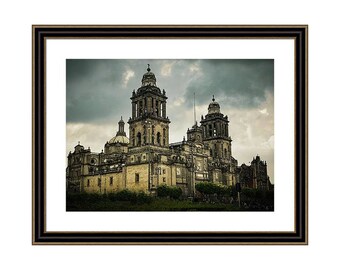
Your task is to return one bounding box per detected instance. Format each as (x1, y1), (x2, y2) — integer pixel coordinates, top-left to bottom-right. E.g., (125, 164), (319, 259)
(107, 117), (129, 145)
(108, 135), (129, 145)
(208, 95), (220, 114)
(141, 64), (157, 86)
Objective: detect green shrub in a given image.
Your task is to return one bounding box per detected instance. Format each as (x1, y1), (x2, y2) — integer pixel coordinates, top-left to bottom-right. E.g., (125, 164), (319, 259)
(116, 189), (136, 202)
(195, 182), (225, 195)
(157, 185), (170, 197)
(107, 192), (117, 202)
(157, 185), (182, 199)
(137, 191), (153, 204)
(169, 186), (182, 199)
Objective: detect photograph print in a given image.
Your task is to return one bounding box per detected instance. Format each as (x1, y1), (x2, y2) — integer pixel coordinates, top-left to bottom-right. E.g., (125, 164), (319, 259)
(66, 59), (274, 211)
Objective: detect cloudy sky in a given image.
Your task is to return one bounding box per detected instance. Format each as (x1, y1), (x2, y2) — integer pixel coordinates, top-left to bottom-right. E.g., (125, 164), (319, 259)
(66, 59), (274, 182)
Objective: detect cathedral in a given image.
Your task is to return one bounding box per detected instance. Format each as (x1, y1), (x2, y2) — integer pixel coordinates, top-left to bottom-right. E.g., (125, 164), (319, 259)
(66, 65), (271, 196)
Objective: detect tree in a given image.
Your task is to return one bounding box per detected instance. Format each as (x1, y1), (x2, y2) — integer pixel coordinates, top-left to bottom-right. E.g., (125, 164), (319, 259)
(157, 185), (182, 199)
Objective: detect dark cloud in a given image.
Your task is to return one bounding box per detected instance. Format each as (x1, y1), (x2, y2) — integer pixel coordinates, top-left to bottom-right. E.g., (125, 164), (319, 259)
(67, 59), (190, 123)
(67, 59), (273, 123)
(184, 59), (274, 109)
(67, 59), (128, 123)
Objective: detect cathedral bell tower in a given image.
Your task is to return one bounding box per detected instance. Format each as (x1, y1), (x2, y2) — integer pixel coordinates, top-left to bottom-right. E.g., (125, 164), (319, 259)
(128, 65), (170, 150)
(200, 96), (232, 161)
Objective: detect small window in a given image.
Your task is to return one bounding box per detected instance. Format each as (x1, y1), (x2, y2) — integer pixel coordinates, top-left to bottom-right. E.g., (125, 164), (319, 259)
(157, 132), (161, 144)
(110, 177), (113, 186)
(162, 169), (166, 174)
(87, 179), (90, 187)
(163, 177), (166, 183)
(98, 178), (101, 187)
(135, 173), (140, 183)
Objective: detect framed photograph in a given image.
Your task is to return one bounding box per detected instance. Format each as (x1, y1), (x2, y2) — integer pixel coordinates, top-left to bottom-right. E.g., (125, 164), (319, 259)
(32, 25), (308, 244)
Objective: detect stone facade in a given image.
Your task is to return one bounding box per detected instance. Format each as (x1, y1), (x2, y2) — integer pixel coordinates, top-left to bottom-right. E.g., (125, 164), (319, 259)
(66, 65), (271, 195)
(238, 156), (272, 190)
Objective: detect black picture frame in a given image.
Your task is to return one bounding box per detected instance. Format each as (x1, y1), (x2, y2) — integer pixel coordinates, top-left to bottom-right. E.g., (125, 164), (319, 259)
(32, 25), (308, 245)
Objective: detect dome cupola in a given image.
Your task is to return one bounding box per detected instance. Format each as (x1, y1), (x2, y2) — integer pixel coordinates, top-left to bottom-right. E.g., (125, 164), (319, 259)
(108, 117), (129, 145)
(208, 95), (221, 114)
(141, 64), (157, 86)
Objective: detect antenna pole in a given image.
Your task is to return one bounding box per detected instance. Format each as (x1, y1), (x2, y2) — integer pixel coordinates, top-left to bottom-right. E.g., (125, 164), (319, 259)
(194, 92), (196, 125)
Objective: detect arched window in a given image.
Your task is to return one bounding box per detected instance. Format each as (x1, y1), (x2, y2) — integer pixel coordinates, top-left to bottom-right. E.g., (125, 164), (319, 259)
(139, 101), (143, 116)
(155, 100), (159, 116)
(132, 128), (135, 146)
(163, 128), (166, 145)
(137, 132), (141, 146)
(157, 132), (161, 145)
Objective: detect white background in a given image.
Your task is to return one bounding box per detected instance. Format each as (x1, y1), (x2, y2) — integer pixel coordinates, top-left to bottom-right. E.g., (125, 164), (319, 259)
(1, 0), (338, 269)
(46, 39), (294, 232)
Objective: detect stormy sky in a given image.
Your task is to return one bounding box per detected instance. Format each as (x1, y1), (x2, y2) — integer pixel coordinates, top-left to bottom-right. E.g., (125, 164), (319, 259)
(66, 59), (274, 182)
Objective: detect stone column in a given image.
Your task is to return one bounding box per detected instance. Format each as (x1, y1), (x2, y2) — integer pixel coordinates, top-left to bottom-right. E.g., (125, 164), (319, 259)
(132, 102), (136, 119)
(158, 100), (161, 117)
(147, 96), (151, 114)
(162, 101), (166, 118)
(153, 98), (156, 115)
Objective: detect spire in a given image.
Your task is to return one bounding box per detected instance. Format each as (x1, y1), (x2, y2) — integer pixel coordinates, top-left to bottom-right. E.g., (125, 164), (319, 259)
(193, 92), (196, 125)
(212, 95), (215, 102)
(147, 64), (151, 72)
(117, 117), (126, 136)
